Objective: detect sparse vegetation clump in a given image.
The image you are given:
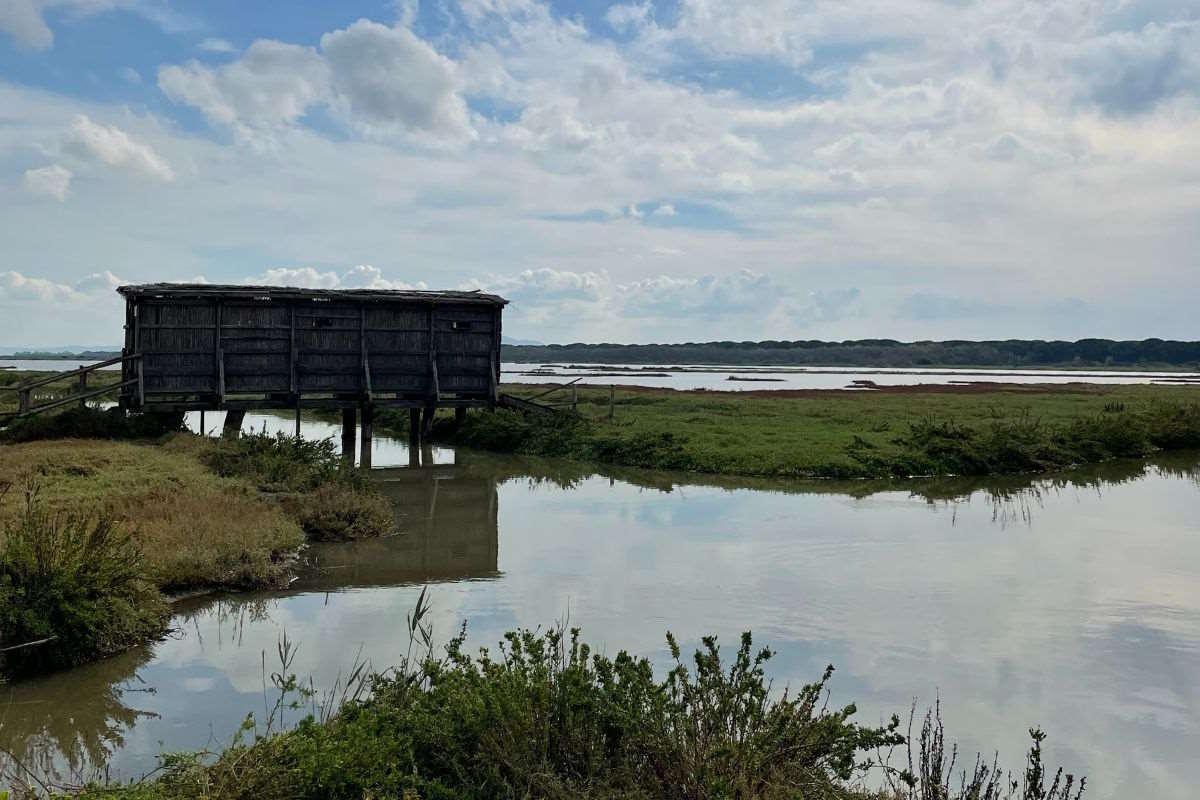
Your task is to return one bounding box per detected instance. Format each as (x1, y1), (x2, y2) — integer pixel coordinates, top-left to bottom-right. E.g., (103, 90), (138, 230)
(0, 483), (168, 680)
(281, 483), (394, 542)
(201, 432), (349, 492)
(203, 432), (393, 541)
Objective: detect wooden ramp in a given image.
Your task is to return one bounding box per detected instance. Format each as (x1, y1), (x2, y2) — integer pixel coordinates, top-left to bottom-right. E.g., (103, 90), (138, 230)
(496, 378), (585, 414)
(497, 393), (559, 414)
(0, 355), (140, 427)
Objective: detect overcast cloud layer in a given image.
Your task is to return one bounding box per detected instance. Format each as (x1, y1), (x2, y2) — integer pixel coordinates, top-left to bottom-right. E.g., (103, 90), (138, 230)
(1, 0), (1198, 346)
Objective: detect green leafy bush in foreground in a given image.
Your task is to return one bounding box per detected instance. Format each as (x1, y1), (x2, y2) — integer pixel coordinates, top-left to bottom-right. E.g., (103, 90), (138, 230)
(69, 598), (1084, 800)
(0, 483), (167, 679)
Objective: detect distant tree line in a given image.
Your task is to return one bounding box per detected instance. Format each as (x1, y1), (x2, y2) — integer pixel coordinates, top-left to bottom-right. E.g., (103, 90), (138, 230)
(502, 339), (1200, 368)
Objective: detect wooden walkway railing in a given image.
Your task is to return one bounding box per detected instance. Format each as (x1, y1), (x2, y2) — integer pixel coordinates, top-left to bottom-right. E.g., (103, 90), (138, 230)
(497, 377), (582, 414)
(0, 354), (141, 425)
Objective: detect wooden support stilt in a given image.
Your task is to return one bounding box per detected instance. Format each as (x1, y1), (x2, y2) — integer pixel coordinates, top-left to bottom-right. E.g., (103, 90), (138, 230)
(421, 405), (435, 439)
(200, 410), (206, 435)
(78, 366), (88, 408)
(221, 409), (246, 439)
(409, 407), (421, 446)
(455, 406), (467, 424)
(295, 398), (302, 438)
(341, 408), (356, 463)
(360, 404), (373, 469)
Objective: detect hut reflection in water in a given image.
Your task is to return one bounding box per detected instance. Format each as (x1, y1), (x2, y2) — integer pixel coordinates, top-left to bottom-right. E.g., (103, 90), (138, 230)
(304, 465), (500, 590)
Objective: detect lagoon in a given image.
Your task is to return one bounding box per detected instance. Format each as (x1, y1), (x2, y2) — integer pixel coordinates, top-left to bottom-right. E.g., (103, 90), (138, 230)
(2, 414), (1198, 799)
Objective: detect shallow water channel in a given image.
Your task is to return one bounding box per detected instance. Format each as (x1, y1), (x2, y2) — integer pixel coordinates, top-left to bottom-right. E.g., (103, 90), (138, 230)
(2, 414), (1199, 799)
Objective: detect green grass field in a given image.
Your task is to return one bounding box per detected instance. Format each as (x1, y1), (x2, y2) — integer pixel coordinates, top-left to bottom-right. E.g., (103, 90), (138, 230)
(421, 383), (1200, 479)
(0, 436), (306, 591)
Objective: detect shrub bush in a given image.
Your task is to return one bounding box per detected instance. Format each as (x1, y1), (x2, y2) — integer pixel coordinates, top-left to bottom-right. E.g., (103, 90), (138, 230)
(74, 613), (1086, 800)
(281, 484), (394, 542)
(95, 624), (910, 799)
(202, 432), (355, 493)
(0, 483), (167, 679)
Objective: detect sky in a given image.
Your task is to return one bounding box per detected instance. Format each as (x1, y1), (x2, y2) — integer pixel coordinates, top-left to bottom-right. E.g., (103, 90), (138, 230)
(1, 0), (1198, 347)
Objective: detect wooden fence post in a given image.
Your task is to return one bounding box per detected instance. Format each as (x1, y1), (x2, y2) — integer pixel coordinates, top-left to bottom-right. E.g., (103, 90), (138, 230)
(341, 408), (357, 464)
(78, 366), (88, 408)
(409, 407), (421, 447)
(609, 384), (615, 420)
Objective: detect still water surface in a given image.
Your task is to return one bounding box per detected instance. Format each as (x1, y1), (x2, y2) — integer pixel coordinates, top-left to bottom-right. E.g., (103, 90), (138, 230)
(2, 416), (1198, 799)
(5, 358), (1199, 391)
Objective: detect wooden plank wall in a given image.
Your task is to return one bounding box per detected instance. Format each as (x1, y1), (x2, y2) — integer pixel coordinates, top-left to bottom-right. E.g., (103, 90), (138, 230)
(138, 301), (218, 395)
(131, 296), (500, 406)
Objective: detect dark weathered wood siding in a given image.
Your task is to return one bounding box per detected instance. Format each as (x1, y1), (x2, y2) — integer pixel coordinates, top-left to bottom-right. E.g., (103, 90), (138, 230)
(119, 285), (505, 410)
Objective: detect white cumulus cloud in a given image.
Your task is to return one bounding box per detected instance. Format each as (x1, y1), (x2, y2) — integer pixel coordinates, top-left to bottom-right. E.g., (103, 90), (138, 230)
(158, 20), (474, 144)
(251, 265), (426, 291)
(64, 115), (174, 181)
(158, 40), (331, 136)
(321, 19), (475, 142)
(22, 164), (72, 201)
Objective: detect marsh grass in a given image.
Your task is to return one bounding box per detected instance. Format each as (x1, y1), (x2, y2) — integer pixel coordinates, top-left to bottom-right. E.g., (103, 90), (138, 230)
(0, 482), (168, 679)
(0, 438), (306, 592)
(201, 433), (350, 493)
(279, 484), (394, 542)
(0, 408), (183, 444)
(426, 385), (1200, 479)
(202, 432), (393, 542)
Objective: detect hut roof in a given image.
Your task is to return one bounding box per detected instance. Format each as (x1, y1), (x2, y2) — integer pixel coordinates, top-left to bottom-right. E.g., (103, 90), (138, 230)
(116, 283), (508, 306)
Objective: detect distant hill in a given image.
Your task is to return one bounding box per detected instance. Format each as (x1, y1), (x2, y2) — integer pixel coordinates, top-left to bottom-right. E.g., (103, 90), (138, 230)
(501, 338), (1200, 369)
(502, 336), (544, 346)
(3, 349), (121, 360)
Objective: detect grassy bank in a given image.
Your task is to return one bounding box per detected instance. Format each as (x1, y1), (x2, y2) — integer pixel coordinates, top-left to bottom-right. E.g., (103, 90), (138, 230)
(42, 610), (1084, 800)
(415, 383), (1200, 479)
(1, 418), (394, 679)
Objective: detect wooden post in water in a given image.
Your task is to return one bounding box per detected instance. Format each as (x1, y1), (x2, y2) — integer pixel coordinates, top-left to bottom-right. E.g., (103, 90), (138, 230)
(221, 409), (246, 439)
(421, 405), (435, 440)
(200, 410), (205, 435)
(360, 404), (373, 469)
(409, 408), (421, 447)
(341, 408), (356, 464)
(294, 396), (302, 438)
